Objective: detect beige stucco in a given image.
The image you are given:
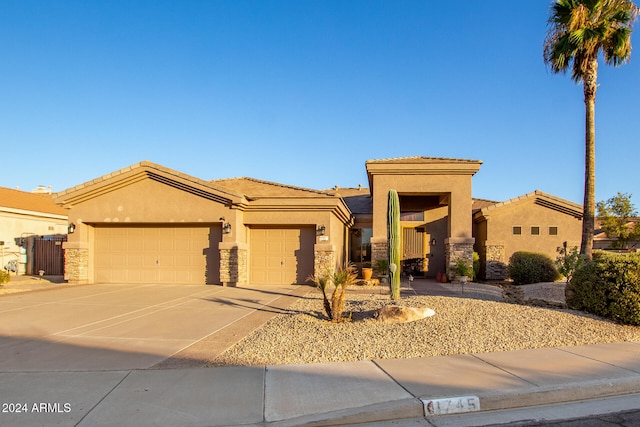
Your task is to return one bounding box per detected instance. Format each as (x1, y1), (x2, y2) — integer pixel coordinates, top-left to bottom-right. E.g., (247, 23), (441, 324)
(56, 162), (353, 285)
(366, 158), (481, 278)
(55, 158), (588, 286)
(473, 191), (582, 279)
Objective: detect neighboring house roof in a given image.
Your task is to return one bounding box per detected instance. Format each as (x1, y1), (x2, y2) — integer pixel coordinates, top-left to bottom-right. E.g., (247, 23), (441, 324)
(594, 217), (640, 243)
(0, 186), (67, 217)
(474, 190), (583, 220)
(211, 177), (333, 199)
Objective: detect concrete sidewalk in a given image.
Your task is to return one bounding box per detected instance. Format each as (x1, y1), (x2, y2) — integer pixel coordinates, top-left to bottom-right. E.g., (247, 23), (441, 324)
(0, 341), (639, 426)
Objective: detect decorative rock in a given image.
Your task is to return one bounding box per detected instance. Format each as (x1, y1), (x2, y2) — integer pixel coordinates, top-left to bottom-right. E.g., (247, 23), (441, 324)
(374, 305), (436, 323)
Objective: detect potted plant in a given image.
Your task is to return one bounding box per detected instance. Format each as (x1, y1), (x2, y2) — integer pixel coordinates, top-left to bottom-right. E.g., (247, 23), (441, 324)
(361, 262), (373, 281)
(455, 259), (473, 284)
(374, 259), (389, 283)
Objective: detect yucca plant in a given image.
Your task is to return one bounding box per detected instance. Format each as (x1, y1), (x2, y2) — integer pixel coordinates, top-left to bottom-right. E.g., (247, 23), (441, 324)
(330, 264), (357, 322)
(307, 271), (333, 319)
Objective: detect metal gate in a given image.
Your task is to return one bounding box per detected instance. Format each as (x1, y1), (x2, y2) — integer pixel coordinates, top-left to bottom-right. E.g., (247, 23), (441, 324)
(33, 236), (66, 275)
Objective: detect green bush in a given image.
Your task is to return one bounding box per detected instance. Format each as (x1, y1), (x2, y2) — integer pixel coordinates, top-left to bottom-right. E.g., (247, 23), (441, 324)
(508, 251), (560, 285)
(472, 252), (480, 280)
(0, 270), (9, 285)
(567, 252), (640, 325)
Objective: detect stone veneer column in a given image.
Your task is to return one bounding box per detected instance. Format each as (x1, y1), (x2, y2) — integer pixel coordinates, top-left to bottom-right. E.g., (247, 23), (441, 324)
(445, 237), (475, 280)
(484, 241), (508, 280)
(314, 243), (335, 277)
(62, 242), (89, 284)
(370, 236), (388, 272)
(219, 242), (247, 287)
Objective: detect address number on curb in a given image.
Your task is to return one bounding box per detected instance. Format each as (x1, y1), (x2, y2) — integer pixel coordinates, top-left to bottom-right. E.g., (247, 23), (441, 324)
(422, 396), (481, 416)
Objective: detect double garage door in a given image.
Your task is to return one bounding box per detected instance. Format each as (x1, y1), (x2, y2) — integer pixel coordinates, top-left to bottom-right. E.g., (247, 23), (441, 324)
(95, 225), (220, 284)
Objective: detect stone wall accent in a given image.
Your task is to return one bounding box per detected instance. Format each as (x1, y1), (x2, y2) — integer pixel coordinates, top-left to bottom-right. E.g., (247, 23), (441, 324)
(445, 237), (475, 280)
(64, 247), (89, 284)
(370, 236), (388, 271)
(485, 242), (508, 280)
(219, 243), (247, 286)
(314, 243), (335, 277)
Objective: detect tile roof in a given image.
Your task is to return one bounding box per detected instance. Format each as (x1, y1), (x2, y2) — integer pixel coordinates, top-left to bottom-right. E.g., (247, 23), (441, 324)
(365, 156), (483, 164)
(0, 186), (68, 216)
(476, 190), (582, 218)
(210, 177), (333, 198)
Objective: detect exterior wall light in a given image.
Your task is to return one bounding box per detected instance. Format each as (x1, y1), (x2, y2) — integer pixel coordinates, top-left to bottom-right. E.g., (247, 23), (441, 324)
(220, 217), (232, 234)
(68, 223), (76, 234)
(431, 238), (436, 246)
(317, 225), (326, 236)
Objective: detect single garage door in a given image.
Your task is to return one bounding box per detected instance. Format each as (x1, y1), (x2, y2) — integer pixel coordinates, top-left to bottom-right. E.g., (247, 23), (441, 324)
(95, 225), (221, 284)
(250, 226), (314, 285)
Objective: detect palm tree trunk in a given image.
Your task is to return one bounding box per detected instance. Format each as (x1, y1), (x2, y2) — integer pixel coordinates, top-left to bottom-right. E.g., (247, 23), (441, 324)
(581, 59), (598, 261)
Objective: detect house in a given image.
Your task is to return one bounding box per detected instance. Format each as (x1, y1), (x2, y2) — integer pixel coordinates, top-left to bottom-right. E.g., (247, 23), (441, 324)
(0, 186), (69, 275)
(54, 157), (584, 285)
(593, 218), (640, 250)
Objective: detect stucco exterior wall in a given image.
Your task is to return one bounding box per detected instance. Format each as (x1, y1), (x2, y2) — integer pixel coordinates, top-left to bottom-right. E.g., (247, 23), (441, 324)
(482, 200), (582, 267)
(67, 179), (230, 225)
(371, 174), (473, 240)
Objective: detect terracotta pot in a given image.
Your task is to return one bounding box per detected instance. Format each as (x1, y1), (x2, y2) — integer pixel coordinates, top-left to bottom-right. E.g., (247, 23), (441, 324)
(362, 268), (373, 281)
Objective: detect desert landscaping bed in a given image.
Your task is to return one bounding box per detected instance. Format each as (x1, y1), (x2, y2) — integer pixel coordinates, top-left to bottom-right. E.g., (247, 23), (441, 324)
(210, 287), (640, 367)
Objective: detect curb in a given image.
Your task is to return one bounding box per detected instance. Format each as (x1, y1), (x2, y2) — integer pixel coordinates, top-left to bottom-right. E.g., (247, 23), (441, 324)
(473, 376), (640, 413)
(265, 397), (423, 427)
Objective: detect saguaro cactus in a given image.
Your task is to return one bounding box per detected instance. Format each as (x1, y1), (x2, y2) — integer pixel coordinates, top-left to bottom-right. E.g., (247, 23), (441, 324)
(387, 189), (401, 300)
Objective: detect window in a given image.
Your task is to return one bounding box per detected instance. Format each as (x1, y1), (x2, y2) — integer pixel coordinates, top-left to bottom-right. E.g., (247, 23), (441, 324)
(512, 226), (522, 235)
(549, 226), (558, 236)
(531, 226), (540, 235)
(349, 228), (372, 262)
(400, 211), (424, 221)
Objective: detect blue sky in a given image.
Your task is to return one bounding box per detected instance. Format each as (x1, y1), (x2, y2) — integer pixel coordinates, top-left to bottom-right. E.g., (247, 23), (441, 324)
(2, 1), (639, 205)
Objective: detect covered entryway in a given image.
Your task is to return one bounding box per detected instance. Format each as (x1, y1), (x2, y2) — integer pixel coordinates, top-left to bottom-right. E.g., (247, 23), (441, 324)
(249, 226), (315, 284)
(366, 157), (481, 279)
(95, 225), (221, 284)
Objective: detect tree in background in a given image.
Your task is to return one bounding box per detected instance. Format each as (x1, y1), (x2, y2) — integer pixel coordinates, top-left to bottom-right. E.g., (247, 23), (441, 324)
(544, 0), (638, 261)
(597, 192), (640, 249)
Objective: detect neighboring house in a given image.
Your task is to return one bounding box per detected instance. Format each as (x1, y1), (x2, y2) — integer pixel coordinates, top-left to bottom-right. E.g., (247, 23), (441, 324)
(0, 186), (69, 275)
(473, 190), (583, 280)
(54, 157), (584, 285)
(593, 217), (640, 250)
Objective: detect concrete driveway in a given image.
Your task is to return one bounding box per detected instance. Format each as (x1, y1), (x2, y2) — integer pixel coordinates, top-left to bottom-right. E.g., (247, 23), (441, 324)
(0, 283), (303, 371)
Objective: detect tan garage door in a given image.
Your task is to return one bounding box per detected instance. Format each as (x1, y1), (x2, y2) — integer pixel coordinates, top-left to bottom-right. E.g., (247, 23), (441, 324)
(95, 225), (220, 284)
(250, 227), (314, 285)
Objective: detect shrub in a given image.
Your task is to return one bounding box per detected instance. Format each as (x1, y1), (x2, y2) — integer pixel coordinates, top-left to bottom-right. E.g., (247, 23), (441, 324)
(508, 251), (560, 285)
(0, 270), (9, 284)
(555, 245), (585, 283)
(472, 252), (480, 280)
(567, 252), (640, 325)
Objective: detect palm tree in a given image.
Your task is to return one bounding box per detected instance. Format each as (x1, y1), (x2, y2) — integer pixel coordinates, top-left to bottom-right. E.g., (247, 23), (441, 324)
(544, 0), (638, 261)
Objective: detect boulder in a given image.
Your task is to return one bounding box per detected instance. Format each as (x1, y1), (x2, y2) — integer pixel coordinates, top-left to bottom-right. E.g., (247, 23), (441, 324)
(375, 305), (436, 323)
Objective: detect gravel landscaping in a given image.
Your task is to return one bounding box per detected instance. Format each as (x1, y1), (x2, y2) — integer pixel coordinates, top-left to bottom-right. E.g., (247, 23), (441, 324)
(210, 283), (640, 367)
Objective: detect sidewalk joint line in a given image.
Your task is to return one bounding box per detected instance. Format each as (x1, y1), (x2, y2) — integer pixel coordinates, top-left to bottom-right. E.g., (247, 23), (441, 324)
(74, 370), (132, 427)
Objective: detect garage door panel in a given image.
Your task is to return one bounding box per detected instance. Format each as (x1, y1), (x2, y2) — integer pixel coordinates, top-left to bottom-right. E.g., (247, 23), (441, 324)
(95, 225), (220, 284)
(250, 227), (314, 285)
